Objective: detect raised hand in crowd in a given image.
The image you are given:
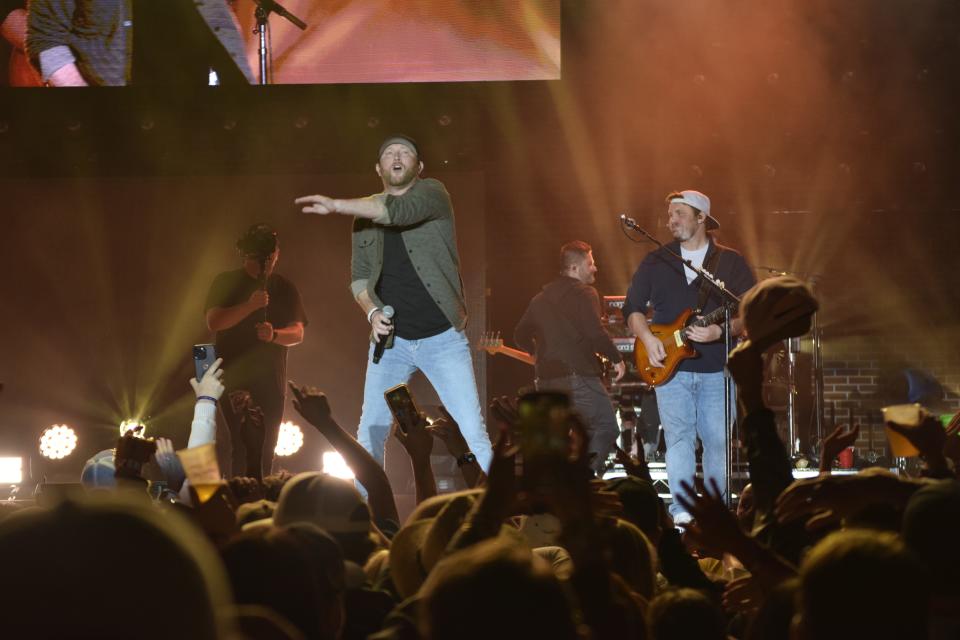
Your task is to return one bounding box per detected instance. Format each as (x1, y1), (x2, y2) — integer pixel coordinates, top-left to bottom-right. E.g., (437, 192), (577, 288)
(943, 410), (960, 467)
(153, 437), (186, 493)
(819, 422), (860, 473)
(189, 356), (225, 401)
(228, 390), (266, 482)
(188, 483), (239, 545)
(427, 405), (487, 487)
(887, 414), (954, 478)
(676, 479), (748, 560)
(677, 478), (796, 586)
(288, 381), (399, 524)
(723, 573), (766, 616)
(114, 429), (157, 484)
(726, 340), (766, 416)
(392, 410), (438, 505)
(448, 425), (519, 553)
(774, 469), (923, 529)
(614, 444), (652, 483)
(288, 380), (334, 427)
(488, 395), (520, 434)
(186, 358), (224, 449)
(227, 476), (265, 506)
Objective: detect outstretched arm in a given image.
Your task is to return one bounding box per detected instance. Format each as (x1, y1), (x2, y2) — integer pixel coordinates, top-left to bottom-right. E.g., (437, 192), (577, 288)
(428, 405), (487, 488)
(289, 382), (399, 524)
(187, 358), (225, 448)
(393, 416), (439, 505)
(26, 0), (88, 85)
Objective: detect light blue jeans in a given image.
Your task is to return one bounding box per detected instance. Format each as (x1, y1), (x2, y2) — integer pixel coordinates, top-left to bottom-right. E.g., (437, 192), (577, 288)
(654, 371), (731, 517)
(357, 327), (493, 471)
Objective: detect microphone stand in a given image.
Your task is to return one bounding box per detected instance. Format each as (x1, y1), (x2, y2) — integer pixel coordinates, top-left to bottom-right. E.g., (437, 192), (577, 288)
(258, 256), (269, 324)
(755, 265), (826, 461)
(621, 215), (742, 507)
(621, 215), (742, 308)
(253, 0), (307, 85)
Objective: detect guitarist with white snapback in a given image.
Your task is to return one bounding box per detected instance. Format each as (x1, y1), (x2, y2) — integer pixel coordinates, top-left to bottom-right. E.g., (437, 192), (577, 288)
(624, 190), (755, 524)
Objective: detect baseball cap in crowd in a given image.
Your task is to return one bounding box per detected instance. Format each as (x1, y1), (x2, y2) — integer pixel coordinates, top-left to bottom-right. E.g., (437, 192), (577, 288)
(389, 492), (476, 599)
(80, 449), (117, 490)
(236, 499), (276, 531)
(739, 276), (819, 346)
(668, 190), (720, 230)
(378, 134), (420, 159)
(273, 472), (371, 535)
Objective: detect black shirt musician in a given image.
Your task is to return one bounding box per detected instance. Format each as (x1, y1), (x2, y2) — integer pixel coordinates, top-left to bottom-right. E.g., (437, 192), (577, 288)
(205, 224), (307, 478)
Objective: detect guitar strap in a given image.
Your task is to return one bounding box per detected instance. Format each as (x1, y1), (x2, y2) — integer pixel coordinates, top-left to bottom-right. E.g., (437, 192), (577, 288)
(694, 244), (724, 314)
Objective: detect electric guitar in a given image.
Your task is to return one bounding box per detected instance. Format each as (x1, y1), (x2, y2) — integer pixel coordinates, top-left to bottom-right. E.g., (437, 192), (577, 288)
(9, 49), (42, 87)
(477, 332), (623, 380)
(633, 305), (733, 386)
(477, 332), (535, 365)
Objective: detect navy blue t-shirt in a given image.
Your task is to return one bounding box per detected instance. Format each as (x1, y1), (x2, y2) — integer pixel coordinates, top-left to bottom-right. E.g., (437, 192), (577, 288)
(205, 269), (307, 393)
(624, 239), (755, 373)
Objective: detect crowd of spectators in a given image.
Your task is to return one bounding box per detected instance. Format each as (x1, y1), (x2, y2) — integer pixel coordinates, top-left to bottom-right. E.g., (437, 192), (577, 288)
(1, 275), (958, 640)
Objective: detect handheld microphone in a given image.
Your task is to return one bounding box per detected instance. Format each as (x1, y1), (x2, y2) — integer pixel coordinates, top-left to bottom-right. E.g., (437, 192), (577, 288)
(258, 255), (269, 322)
(372, 305), (395, 364)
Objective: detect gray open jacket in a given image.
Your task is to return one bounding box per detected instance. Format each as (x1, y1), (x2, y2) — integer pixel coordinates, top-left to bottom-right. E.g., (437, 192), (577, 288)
(350, 178), (468, 333)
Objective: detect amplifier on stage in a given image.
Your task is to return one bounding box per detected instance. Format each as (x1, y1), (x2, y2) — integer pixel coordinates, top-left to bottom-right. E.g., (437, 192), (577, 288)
(602, 295), (626, 324)
(611, 336), (634, 355)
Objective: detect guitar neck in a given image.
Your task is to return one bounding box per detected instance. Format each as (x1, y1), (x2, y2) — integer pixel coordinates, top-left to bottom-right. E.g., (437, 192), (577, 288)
(492, 345), (536, 366)
(693, 304), (734, 327)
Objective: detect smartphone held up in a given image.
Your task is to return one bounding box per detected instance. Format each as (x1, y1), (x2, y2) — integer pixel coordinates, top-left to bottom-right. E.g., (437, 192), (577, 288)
(193, 344), (217, 381)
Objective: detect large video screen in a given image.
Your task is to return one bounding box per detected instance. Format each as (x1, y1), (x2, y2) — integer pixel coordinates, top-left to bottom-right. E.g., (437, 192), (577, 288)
(1, 0), (560, 87)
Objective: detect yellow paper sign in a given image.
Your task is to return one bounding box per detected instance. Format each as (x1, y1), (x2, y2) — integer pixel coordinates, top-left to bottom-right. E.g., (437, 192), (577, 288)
(176, 443), (222, 503)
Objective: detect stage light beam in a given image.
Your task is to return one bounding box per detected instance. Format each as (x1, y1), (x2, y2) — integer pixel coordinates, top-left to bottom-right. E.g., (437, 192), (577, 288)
(322, 452), (354, 480)
(0, 457), (23, 484)
(119, 419), (146, 438)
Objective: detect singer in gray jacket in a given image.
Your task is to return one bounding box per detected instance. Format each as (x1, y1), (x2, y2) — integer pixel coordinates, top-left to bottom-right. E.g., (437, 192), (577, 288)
(296, 134), (492, 477)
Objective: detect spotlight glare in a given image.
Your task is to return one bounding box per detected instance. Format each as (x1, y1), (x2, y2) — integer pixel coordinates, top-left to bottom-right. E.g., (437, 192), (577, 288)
(0, 457), (23, 484)
(119, 419), (146, 438)
(322, 451), (354, 480)
(275, 421), (304, 457)
(39, 425), (78, 460)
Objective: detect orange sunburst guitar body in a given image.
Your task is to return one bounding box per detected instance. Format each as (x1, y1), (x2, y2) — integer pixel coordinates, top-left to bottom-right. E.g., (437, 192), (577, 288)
(632, 306), (729, 386)
(9, 49), (42, 87)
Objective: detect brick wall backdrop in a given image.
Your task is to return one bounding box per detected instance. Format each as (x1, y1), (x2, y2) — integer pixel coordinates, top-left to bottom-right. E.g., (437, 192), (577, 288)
(820, 326), (960, 459)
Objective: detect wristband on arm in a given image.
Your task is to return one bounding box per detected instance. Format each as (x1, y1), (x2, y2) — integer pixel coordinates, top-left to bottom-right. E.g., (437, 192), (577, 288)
(366, 307), (381, 324)
(456, 452), (477, 467)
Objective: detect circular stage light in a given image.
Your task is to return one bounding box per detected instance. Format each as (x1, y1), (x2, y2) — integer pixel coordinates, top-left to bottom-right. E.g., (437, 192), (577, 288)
(39, 425), (78, 460)
(275, 421), (304, 457)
